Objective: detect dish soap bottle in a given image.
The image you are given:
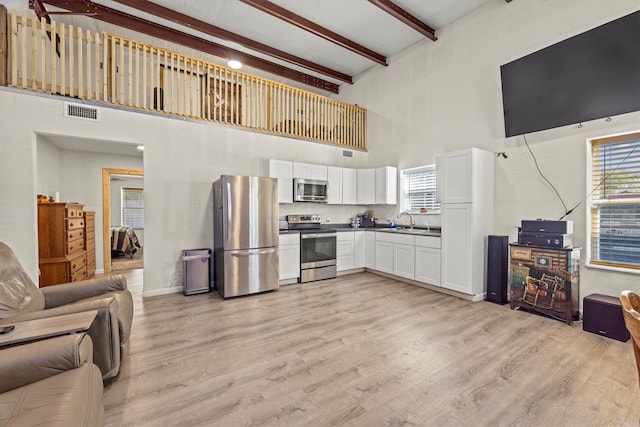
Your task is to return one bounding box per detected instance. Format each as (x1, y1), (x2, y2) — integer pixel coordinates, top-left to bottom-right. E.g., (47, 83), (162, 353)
(388, 218), (395, 228)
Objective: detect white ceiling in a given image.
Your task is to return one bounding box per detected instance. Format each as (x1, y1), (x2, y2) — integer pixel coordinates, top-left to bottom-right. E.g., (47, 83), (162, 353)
(39, 133), (143, 157)
(5, 0), (495, 93)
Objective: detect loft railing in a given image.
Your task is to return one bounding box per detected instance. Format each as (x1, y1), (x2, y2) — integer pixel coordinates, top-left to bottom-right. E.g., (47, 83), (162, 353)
(5, 10), (366, 150)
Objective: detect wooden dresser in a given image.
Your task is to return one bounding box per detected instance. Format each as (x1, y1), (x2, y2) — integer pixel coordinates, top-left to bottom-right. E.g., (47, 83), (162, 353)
(84, 211), (96, 277)
(37, 202), (94, 287)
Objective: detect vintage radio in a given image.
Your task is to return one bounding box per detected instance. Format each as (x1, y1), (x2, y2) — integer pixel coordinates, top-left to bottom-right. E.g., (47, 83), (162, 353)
(521, 219), (573, 234)
(517, 232), (573, 248)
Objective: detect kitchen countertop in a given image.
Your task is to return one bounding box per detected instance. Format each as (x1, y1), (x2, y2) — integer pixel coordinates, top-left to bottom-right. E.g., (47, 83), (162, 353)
(279, 225), (441, 237)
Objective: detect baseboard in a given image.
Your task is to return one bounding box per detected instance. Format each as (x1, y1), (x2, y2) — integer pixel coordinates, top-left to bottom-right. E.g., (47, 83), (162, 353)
(337, 268), (365, 276)
(142, 286), (183, 298)
(95, 268), (105, 274)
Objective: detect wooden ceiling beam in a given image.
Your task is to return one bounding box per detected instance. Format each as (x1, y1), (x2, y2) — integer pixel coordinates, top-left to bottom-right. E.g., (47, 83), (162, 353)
(112, 0), (352, 85)
(34, 0), (342, 93)
(368, 0), (437, 41)
(240, 0), (388, 66)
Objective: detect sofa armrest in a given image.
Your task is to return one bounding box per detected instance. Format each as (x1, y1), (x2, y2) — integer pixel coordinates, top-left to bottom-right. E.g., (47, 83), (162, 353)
(0, 333), (93, 394)
(41, 275), (127, 308)
(0, 297), (117, 324)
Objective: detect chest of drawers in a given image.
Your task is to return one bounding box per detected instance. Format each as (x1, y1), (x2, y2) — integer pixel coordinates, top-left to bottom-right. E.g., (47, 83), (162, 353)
(38, 202), (92, 287)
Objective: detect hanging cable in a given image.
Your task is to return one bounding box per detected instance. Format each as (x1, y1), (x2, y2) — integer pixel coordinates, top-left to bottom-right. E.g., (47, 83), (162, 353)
(558, 140), (640, 220)
(522, 134), (568, 215)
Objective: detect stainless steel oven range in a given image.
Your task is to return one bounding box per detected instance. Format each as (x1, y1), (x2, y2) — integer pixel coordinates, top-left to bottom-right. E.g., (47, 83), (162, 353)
(286, 214), (337, 283)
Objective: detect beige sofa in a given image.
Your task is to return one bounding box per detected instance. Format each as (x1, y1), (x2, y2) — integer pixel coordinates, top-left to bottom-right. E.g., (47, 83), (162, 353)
(0, 242), (133, 378)
(0, 333), (105, 426)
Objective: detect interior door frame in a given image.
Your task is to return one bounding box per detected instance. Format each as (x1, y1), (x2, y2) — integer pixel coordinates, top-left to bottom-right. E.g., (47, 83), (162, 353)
(102, 168), (143, 273)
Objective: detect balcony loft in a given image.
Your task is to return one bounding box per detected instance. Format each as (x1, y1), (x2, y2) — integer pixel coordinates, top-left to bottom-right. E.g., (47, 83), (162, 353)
(2, 10), (366, 151)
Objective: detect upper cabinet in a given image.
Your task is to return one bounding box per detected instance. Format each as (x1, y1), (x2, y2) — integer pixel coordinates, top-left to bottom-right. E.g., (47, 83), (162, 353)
(342, 168), (357, 205)
(436, 148), (492, 204)
(293, 162), (327, 180)
(268, 159), (293, 204)
(375, 166), (397, 205)
(357, 169), (376, 205)
(327, 166), (343, 205)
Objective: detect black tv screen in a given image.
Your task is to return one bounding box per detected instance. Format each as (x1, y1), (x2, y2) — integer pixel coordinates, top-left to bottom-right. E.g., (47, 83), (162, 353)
(500, 11), (640, 138)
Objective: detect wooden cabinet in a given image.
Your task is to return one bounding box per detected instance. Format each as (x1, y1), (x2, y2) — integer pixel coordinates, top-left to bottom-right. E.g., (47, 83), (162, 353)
(84, 211), (96, 277)
(268, 159), (294, 203)
(509, 244), (580, 324)
(38, 202), (91, 287)
(279, 233), (300, 282)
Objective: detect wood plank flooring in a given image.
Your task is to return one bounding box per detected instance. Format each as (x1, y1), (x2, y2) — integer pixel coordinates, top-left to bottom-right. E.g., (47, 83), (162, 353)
(103, 270), (640, 426)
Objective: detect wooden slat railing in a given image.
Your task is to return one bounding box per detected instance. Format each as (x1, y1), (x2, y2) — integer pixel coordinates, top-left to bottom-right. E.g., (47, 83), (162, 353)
(6, 11), (366, 150)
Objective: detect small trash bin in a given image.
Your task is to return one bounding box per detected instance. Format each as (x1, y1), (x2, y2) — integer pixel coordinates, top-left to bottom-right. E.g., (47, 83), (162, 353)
(182, 249), (211, 295)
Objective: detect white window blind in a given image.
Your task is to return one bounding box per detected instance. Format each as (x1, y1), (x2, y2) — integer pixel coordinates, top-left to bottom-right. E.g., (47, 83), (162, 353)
(590, 132), (640, 270)
(401, 165), (440, 213)
(122, 187), (144, 229)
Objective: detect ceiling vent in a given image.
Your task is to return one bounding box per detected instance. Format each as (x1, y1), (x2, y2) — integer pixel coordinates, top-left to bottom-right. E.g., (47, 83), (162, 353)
(342, 150), (353, 158)
(64, 102), (99, 121)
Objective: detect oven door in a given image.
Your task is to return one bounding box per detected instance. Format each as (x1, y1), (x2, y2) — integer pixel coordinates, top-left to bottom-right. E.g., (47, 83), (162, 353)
(300, 233), (337, 268)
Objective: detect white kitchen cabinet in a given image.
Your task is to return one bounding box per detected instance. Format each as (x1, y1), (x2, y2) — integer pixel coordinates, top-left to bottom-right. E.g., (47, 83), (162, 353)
(439, 147), (494, 300)
(415, 235), (441, 286)
(268, 159), (293, 203)
(375, 166), (397, 205)
(393, 244), (415, 280)
(337, 232), (355, 271)
(279, 233), (300, 282)
(293, 162), (327, 180)
(354, 230), (366, 268)
(357, 169), (376, 205)
(342, 168), (357, 205)
(327, 166), (343, 204)
(376, 232), (415, 278)
(365, 230), (376, 269)
(375, 241), (394, 274)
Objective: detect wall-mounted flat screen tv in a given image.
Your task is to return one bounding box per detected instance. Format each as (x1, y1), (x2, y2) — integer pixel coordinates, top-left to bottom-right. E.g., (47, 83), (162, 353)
(500, 11), (640, 138)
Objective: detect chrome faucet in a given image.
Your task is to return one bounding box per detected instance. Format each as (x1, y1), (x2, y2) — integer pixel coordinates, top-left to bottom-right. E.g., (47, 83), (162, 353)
(398, 211), (415, 230)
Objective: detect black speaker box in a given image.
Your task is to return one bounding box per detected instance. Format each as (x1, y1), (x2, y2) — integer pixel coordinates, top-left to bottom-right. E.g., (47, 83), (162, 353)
(583, 294), (630, 342)
(486, 235), (509, 305)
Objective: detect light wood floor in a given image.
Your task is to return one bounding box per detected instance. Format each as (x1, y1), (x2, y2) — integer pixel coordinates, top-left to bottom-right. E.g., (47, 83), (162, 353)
(103, 270), (640, 426)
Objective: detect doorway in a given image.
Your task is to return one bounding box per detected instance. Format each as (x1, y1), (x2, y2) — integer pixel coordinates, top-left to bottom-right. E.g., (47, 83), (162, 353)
(102, 168), (143, 273)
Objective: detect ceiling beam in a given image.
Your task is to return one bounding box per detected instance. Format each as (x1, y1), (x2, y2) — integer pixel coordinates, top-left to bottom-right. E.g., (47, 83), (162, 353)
(34, 0), (342, 93)
(368, 0), (437, 41)
(112, 0), (352, 85)
(240, 0), (388, 66)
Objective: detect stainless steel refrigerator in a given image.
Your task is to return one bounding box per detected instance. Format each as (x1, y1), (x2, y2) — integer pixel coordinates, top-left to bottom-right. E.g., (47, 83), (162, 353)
(213, 175), (279, 298)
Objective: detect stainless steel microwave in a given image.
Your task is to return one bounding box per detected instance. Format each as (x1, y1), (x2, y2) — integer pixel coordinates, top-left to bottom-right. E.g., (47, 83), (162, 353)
(294, 178), (328, 202)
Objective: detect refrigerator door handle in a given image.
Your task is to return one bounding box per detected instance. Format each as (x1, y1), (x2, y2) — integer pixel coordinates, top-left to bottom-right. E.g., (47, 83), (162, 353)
(229, 248), (276, 257)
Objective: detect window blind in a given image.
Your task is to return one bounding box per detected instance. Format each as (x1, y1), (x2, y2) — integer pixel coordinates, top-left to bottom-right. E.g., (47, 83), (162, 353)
(402, 165), (439, 213)
(590, 132), (640, 269)
(122, 187), (144, 229)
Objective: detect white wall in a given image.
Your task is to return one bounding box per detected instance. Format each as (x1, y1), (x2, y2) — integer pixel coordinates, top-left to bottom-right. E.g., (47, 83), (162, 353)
(0, 89), (368, 296)
(36, 138), (61, 198)
(336, 0), (640, 301)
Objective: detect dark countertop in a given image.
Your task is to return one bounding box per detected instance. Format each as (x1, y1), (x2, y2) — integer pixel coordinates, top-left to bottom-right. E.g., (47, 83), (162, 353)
(279, 229), (300, 234)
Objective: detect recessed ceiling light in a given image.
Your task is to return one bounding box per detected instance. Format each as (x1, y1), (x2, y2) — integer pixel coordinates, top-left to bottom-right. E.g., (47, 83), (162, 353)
(136, 145), (144, 151)
(228, 60), (242, 70)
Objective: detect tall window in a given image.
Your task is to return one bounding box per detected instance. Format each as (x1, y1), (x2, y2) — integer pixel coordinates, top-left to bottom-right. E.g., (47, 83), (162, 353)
(122, 187), (144, 229)
(589, 132), (640, 270)
(401, 165), (439, 213)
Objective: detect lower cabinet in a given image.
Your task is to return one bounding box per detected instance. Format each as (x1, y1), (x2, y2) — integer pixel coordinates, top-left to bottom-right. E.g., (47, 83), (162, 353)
(414, 235), (441, 286)
(365, 231), (376, 269)
(279, 233), (300, 282)
(354, 231), (365, 268)
(374, 241), (394, 274)
(393, 244), (415, 280)
(337, 231), (366, 272)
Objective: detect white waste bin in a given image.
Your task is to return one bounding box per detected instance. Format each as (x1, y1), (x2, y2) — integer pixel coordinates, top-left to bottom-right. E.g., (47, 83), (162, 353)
(182, 249), (211, 295)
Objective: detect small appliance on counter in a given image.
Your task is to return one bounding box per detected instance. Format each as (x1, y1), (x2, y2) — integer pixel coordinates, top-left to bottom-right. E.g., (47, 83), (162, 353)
(355, 212), (375, 228)
(286, 214), (337, 283)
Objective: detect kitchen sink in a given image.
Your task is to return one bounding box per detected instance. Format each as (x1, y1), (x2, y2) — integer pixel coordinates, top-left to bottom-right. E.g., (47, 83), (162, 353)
(376, 228), (440, 237)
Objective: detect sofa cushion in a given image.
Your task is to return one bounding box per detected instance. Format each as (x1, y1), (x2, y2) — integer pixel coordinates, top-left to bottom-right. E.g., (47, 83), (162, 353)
(0, 363), (104, 427)
(0, 243), (45, 319)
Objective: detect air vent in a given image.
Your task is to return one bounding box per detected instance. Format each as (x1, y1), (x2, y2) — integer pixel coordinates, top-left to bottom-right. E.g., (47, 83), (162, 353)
(342, 150), (353, 158)
(64, 103), (99, 121)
